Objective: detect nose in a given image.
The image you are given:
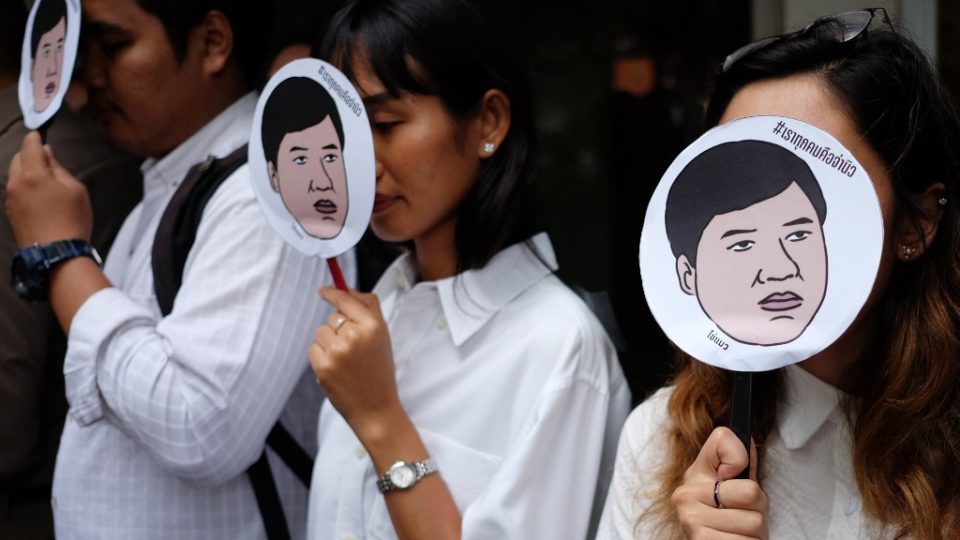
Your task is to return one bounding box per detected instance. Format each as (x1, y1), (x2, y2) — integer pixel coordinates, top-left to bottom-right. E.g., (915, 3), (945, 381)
(80, 41), (107, 90)
(308, 160), (333, 193)
(754, 238), (801, 285)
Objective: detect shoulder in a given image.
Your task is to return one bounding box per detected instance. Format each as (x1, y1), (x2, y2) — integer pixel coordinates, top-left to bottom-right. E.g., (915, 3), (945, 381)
(620, 386), (673, 458)
(512, 275), (612, 348)
(505, 275), (623, 392)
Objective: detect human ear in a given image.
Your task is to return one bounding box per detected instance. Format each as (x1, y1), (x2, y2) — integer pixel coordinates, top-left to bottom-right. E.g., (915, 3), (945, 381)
(268, 162), (280, 192)
(192, 10), (234, 76)
(476, 89), (511, 158)
(895, 182), (946, 260)
(676, 255), (697, 295)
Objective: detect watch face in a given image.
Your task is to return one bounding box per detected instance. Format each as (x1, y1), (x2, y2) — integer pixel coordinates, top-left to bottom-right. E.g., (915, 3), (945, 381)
(389, 464), (416, 489)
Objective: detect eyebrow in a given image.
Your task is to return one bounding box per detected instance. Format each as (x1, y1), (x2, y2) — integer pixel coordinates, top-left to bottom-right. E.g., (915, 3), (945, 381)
(783, 217), (814, 226)
(362, 92), (394, 109)
(322, 143), (339, 150)
(720, 228), (756, 239)
(83, 21), (133, 39)
(289, 146), (308, 152)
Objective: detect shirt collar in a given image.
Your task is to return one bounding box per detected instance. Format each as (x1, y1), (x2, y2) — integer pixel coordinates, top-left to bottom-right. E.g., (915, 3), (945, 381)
(375, 232), (558, 346)
(140, 92), (257, 191)
(777, 363), (845, 450)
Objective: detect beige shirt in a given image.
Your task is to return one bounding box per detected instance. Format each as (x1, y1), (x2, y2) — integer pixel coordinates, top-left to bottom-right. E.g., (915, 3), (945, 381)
(597, 364), (892, 539)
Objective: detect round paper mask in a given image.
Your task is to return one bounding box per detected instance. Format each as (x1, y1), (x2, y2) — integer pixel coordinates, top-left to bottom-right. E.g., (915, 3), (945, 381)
(18, 0), (81, 129)
(249, 59), (375, 258)
(639, 116), (884, 372)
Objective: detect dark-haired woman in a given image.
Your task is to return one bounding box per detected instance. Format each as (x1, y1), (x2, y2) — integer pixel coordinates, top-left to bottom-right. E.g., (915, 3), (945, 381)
(598, 9), (960, 540)
(305, 1), (630, 538)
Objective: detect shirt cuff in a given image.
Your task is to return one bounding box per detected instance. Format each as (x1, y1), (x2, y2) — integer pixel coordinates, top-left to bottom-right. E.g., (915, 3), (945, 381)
(64, 287), (153, 425)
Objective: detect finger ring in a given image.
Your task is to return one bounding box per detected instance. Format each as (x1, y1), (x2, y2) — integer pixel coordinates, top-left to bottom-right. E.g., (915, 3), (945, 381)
(334, 315), (348, 333)
(713, 480), (724, 509)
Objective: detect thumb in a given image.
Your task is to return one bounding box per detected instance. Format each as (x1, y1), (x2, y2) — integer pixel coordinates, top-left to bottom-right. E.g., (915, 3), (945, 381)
(749, 437), (759, 482)
(691, 427), (750, 482)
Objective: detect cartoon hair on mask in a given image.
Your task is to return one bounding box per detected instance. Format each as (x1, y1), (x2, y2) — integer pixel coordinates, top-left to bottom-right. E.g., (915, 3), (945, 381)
(261, 76), (350, 240)
(30, 0), (67, 60)
(665, 139), (829, 346)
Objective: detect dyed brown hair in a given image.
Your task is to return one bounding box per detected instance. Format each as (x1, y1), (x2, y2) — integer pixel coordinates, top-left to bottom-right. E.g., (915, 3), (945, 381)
(644, 23), (960, 540)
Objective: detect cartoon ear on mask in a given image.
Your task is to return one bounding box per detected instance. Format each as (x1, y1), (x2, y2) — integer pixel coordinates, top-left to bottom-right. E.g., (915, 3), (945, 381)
(268, 162), (280, 193)
(676, 254), (696, 295)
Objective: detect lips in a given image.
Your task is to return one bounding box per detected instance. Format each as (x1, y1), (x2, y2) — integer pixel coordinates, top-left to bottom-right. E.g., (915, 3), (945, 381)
(758, 292), (803, 311)
(373, 194), (398, 214)
(313, 199), (338, 214)
(45, 82), (56, 95)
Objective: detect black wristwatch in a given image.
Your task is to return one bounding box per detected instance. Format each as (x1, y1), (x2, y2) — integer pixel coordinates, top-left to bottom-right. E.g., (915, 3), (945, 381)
(11, 239), (102, 301)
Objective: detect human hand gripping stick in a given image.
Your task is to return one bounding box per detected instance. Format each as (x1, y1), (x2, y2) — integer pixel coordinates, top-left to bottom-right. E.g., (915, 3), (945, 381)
(671, 427), (769, 540)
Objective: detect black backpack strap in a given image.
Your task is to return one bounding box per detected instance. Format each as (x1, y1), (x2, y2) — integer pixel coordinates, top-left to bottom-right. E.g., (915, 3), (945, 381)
(248, 451), (291, 540)
(150, 145), (313, 540)
(152, 145), (248, 317)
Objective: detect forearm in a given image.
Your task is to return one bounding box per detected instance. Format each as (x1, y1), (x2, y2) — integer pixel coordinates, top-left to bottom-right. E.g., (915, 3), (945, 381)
(49, 256), (111, 333)
(358, 406), (462, 540)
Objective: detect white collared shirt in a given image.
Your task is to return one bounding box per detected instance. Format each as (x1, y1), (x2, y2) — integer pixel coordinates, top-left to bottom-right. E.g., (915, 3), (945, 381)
(54, 94), (355, 539)
(306, 234), (631, 540)
(596, 364), (892, 539)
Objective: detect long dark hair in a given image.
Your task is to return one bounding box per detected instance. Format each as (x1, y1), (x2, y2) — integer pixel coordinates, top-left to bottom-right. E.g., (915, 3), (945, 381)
(650, 22), (960, 540)
(316, 0), (537, 272)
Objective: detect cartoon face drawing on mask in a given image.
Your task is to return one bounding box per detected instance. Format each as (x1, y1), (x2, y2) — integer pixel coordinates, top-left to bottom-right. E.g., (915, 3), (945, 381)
(261, 77), (349, 240)
(30, 0), (67, 113)
(665, 140), (828, 346)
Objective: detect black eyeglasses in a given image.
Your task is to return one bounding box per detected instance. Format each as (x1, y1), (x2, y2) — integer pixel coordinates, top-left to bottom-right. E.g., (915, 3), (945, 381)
(721, 7), (893, 72)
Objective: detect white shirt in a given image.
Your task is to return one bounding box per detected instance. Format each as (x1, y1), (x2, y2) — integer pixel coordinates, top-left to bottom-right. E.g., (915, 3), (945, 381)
(596, 364), (892, 539)
(307, 234), (631, 540)
(54, 94), (355, 539)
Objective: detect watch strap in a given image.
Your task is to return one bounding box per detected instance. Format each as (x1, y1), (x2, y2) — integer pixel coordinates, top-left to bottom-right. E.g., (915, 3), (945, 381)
(376, 458), (438, 493)
(11, 240), (102, 301)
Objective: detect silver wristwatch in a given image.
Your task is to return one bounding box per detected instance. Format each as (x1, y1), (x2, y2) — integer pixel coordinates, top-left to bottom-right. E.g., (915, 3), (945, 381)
(376, 458), (438, 493)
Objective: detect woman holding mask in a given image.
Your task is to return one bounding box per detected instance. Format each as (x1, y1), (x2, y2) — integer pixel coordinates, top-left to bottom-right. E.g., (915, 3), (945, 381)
(598, 9), (960, 540)
(306, 0), (631, 538)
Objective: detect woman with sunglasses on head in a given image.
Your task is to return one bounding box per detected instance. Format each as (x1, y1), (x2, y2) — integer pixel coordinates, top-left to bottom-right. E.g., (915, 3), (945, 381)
(305, 0), (630, 538)
(597, 8), (960, 540)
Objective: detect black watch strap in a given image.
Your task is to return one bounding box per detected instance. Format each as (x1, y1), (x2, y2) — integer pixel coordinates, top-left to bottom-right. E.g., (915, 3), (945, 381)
(11, 239), (102, 301)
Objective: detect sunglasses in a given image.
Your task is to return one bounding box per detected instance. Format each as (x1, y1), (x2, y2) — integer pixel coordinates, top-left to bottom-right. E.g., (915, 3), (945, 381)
(721, 7), (893, 72)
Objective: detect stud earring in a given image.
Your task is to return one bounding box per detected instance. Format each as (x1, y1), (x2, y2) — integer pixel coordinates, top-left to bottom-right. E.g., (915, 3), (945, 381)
(939, 197), (948, 207)
(482, 142), (496, 154)
(901, 244), (917, 260)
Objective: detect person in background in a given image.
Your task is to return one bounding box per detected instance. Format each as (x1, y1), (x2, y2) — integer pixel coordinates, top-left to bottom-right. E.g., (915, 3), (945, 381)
(598, 9), (960, 539)
(5, 0), (351, 538)
(0, 0), (141, 537)
(306, 1), (631, 538)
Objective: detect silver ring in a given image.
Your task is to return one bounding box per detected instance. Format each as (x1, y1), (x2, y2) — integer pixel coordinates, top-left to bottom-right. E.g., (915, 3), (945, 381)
(713, 480), (724, 509)
(334, 315), (348, 333)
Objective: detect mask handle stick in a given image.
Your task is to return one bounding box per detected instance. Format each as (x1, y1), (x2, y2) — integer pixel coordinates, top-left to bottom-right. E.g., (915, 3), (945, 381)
(38, 117), (53, 143)
(729, 370), (753, 480)
(326, 257), (348, 291)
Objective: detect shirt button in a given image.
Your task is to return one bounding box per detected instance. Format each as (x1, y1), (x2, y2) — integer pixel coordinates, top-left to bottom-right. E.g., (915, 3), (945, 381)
(436, 315), (448, 330)
(844, 496), (859, 516)
(354, 446), (367, 459)
(342, 534), (356, 540)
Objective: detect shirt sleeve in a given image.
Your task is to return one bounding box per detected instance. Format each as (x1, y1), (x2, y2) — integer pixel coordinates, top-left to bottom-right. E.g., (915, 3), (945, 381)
(459, 328), (628, 540)
(595, 388), (673, 540)
(63, 168), (335, 486)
